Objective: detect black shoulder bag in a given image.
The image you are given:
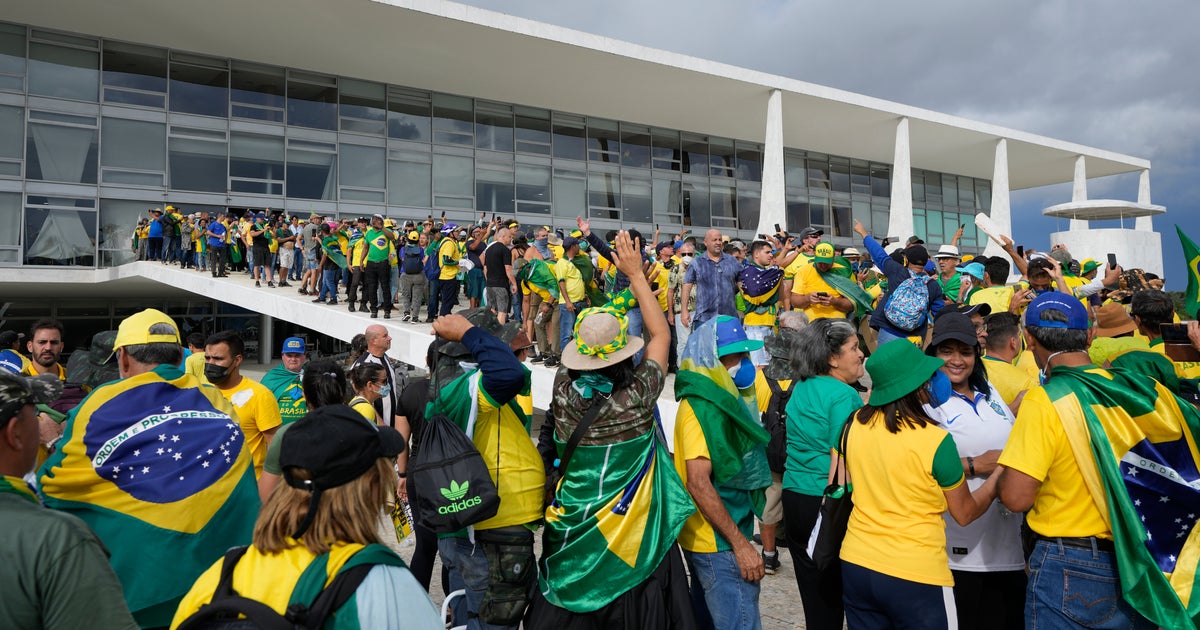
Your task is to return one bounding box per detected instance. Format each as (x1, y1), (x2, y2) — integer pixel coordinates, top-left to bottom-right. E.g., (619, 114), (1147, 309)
(808, 415), (855, 571)
(544, 395), (606, 508)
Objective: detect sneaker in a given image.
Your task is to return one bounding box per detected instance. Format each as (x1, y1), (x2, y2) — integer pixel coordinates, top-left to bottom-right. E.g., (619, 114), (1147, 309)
(762, 552), (780, 575)
(255, 280), (261, 287)
(311, 298), (326, 304)
(278, 281), (291, 287)
(424, 317), (435, 324)
(383, 311), (391, 319)
(371, 311), (379, 319)
(531, 353), (545, 364)
(401, 313), (412, 322)
(348, 303), (356, 313)
(328, 300), (339, 306)
(360, 302), (369, 312)
(543, 356), (559, 368)
(267, 281), (276, 288)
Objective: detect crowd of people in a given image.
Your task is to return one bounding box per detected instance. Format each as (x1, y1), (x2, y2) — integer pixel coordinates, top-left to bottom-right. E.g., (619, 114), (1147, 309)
(3, 206), (1200, 630)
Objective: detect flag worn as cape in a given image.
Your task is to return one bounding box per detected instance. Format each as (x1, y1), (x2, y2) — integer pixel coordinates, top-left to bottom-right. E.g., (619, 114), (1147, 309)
(1042, 365), (1200, 628)
(817, 264), (876, 319)
(38, 364), (261, 628)
(1176, 225), (1200, 319)
(540, 429), (695, 612)
(518, 257), (560, 301)
(260, 363), (308, 426)
(321, 235), (347, 269)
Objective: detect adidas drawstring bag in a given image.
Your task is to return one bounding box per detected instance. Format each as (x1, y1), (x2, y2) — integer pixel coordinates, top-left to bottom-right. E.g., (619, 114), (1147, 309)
(409, 413), (500, 532)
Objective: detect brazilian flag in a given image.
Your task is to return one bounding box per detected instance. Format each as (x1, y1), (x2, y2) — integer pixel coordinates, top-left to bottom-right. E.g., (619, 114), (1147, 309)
(518, 258), (560, 301)
(39, 365), (261, 628)
(1176, 225), (1200, 318)
(321, 235), (347, 269)
(1042, 366), (1200, 628)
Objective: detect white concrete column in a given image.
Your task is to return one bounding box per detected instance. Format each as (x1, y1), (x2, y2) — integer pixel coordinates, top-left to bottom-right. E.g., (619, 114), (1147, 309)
(259, 313), (273, 365)
(1070, 156), (1088, 230)
(886, 117), (913, 241)
(1135, 169), (1154, 231)
(982, 138), (1011, 260)
(757, 89), (786, 236)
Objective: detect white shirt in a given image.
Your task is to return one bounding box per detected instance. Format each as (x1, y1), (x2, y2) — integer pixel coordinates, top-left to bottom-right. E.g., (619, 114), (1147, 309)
(924, 382), (1025, 572)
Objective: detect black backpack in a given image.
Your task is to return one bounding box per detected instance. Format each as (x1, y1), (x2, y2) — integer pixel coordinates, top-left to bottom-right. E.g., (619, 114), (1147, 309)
(409, 413), (501, 532)
(762, 378), (794, 475)
(175, 546), (375, 630)
(402, 244), (424, 275)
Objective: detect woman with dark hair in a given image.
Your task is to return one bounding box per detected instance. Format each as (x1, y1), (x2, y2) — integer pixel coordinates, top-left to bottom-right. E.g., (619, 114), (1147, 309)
(839, 340), (1001, 630)
(349, 363), (386, 425)
(257, 358), (347, 502)
(525, 231), (696, 629)
(923, 312), (1024, 629)
(780, 318), (864, 630)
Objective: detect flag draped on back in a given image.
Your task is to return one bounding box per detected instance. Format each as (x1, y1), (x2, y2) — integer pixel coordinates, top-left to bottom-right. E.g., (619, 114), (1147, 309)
(39, 365), (260, 627)
(518, 258), (560, 301)
(1176, 224), (1200, 319)
(1042, 366), (1200, 628)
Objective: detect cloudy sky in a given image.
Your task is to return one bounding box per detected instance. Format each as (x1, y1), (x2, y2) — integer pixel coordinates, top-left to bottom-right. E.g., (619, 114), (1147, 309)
(460, 0), (1199, 288)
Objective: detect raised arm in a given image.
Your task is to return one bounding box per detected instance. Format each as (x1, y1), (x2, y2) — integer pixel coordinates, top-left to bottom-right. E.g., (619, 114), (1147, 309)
(613, 230), (669, 369)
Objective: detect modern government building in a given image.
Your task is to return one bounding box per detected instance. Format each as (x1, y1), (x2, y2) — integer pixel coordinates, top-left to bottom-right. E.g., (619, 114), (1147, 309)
(0, 0), (1166, 367)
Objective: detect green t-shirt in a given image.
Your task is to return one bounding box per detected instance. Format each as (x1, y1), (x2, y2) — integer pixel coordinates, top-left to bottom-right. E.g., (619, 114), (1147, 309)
(782, 375), (864, 496)
(364, 227), (392, 263)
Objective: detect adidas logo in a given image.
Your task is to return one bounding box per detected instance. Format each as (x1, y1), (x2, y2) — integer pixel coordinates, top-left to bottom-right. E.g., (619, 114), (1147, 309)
(440, 480), (469, 501)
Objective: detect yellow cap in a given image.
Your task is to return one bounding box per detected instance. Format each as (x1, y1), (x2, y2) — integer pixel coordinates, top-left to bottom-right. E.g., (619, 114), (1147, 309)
(384, 218), (397, 228)
(165, 205), (177, 212)
(407, 230), (420, 241)
(113, 309), (180, 350)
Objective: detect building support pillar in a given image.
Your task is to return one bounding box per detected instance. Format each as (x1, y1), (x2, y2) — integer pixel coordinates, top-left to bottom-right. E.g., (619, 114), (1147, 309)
(1135, 169), (1154, 231)
(757, 89), (786, 236)
(1070, 156), (1088, 231)
(885, 117), (913, 242)
(259, 313), (273, 365)
(982, 138), (1011, 260)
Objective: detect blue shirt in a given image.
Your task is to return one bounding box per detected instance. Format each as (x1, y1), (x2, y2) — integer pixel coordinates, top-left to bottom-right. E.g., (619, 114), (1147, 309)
(207, 222), (227, 248)
(684, 252), (740, 325)
(148, 218), (163, 238)
(861, 235), (944, 334)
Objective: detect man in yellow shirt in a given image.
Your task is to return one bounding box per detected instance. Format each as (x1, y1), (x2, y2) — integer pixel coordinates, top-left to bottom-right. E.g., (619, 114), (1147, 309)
(554, 236), (588, 369)
(436, 223), (464, 317)
(204, 331), (281, 478)
(780, 227), (821, 310)
(21, 319), (66, 381)
(981, 312), (1036, 412)
(792, 242), (853, 322)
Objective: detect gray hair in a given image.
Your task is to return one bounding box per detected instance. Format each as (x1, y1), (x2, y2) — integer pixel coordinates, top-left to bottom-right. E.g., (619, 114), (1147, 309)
(123, 323), (182, 366)
(777, 310), (809, 332)
(793, 319), (857, 378)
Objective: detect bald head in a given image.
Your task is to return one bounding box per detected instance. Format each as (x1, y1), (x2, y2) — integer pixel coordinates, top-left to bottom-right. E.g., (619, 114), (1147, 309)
(364, 325), (391, 356)
(705, 229), (724, 257)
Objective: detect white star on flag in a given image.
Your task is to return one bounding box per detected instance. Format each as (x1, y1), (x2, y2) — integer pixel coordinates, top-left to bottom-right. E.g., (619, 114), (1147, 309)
(133, 449), (140, 457)
(142, 466), (150, 474)
(1147, 531), (1153, 540)
(202, 461), (210, 468)
(163, 406), (171, 413)
(1134, 499), (1142, 506)
(112, 465), (120, 474)
(208, 449), (214, 455)
(158, 434), (166, 442)
(171, 435), (180, 443)
(1177, 518), (1183, 523)
(1127, 467), (1138, 477)
(1169, 555), (1177, 563)
(1160, 496), (1170, 503)
(157, 448), (164, 455)
(1190, 514), (1197, 519)
(173, 453), (182, 461)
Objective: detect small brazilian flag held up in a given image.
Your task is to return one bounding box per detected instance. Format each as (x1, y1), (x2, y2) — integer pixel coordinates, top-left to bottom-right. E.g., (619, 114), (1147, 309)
(1176, 224), (1200, 318)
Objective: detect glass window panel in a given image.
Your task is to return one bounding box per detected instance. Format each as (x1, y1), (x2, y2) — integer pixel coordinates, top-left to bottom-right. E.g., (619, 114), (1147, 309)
(682, 181), (709, 227)
(681, 134), (707, 175)
(476, 165), (514, 215)
(105, 171), (162, 186)
(784, 153), (806, 188)
(102, 41), (166, 93)
(287, 76), (337, 130)
(387, 159), (431, 207)
(830, 160), (850, 193)
(785, 191), (807, 233)
(0, 104), (22, 160)
(623, 175), (651, 224)
(231, 61), (284, 108)
(850, 164), (871, 195)
(475, 104), (513, 153)
(552, 168), (585, 218)
(29, 42), (98, 101)
(339, 143), (385, 189)
(651, 128), (680, 171)
(913, 214), (927, 241)
(27, 121), (98, 184)
(515, 164), (549, 202)
(924, 209), (942, 240)
(169, 137), (225, 192)
(339, 78), (385, 135)
(709, 138), (735, 177)
(588, 172), (620, 219)
(229, 132), (283, 181)
(552, 114), (586, 161)
(944, 214), (960, 243)
(587, 118), (620, 164)
(431, 93), (472, 145)
(872, 207), (889, 238)
(432, 153), (473, 197)
(975, 181), (991, 211)
(710, 183), (735, 221)
(809, 196), (828, 227)
(911, 171), (925, 202)
(101, 117), (165, 171)
(831, 202), (852, 237)
(653, 178), (681, 223)
(99, 198), (153, 266)
(961, 221), (979, 249)
(0, 24), (25, 77)
(388, 93), (430, 141)
(620, 124), (651, 169)
(287, 148), (335, 200)
(941, 174), (958, 207)
(0, 192), (20, 247)
(737, 187), (760, 231)
(924, 172), (942, 202)
(958, 177), (973, 209)
(871, 165), (890, 198)
(736, 143), (762, 182)
(104, 87), (164, 108)
(852, 200), (871, 233)
(24, 207), (96, 266)
(514, 107), (551, 155)
(170, 61), (228, 117)
(807, 157), (829, 189)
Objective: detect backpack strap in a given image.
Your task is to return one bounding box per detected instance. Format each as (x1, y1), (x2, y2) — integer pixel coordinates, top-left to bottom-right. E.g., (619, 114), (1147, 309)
(175, 546), (294, 630)
(288, 563), (375, 629)
(557, 396), (606, 477)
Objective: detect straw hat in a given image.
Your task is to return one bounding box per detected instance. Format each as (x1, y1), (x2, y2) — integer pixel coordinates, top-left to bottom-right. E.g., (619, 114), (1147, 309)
(560, 310), (643, 371)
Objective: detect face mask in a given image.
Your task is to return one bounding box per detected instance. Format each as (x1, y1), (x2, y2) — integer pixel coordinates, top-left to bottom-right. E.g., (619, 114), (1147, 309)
(682, 254), (694, 262)
(925, 369), (953, 408)
(377, 384), (391, 398)
(204, 363), (232, 384)
(851, 262), (861, 273)
(728, 356), (757, 389)
(536, 237), (548, 246)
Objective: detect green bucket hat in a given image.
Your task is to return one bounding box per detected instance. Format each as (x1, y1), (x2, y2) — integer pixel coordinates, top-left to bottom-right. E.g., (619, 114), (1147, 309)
(865, 340), (944, 406)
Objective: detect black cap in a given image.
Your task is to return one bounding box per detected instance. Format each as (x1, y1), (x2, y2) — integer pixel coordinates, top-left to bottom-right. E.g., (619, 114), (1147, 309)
(946, 302), (992, 319)
(0, 330), (24, 347)
(799, 227), (823, 239)
(906, 235), (925, 245)
(929, 312), (979, 349)
(281, 405), (405, 492)
(904, 245), (929, 267)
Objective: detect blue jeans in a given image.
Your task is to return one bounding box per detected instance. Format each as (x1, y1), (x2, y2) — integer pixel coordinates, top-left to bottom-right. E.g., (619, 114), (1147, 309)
(842, 561), (953, 630)
(1025, 540), (1154, 629)
(559, 300), (587, 351)
(626, 306), (644, 365)
(438, 537), (517, 630)
(683, 549), (761, 630)
(318, 269), (338, 301)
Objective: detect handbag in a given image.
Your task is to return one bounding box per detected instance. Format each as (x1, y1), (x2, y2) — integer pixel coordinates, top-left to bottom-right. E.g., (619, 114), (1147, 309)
(806, 415), (854, 571)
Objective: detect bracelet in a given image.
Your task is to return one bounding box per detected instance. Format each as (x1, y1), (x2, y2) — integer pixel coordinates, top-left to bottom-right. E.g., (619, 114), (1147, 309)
(397, 472), (407, 478)
(967, 457), (976, 476)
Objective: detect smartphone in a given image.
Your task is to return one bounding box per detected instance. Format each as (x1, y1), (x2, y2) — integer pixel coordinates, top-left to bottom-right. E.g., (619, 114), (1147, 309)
(1107, 253), (1118, 270)
(774, 223), (781, 233)
(816, 291), (829, 298)
(1016, 245), (1024, 258)
(1160, 323), (1200, 362)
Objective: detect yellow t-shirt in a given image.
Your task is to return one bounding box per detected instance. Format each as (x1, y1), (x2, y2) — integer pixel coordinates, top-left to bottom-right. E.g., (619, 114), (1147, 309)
(350, 396), (378, 425)
(1147, 338), (1200, 379)
(1014, 350), (1040, 381)
(438, 239), (461, 281)
(998, 383), (1111, 539)
(184, 352), (208, 385)
(218, 377), (283, 479)
(472, 382), (545, 530)
(783, 251), (814, 280)
(981, 356), (1035, 406)
(792, 264), (847, 321)
(969, 286), (1016, 316)
(839, 412), (964, 587)
(555, 258), (586, 304)
(672, 399), (756, 553)
(654, 264), (671, 313)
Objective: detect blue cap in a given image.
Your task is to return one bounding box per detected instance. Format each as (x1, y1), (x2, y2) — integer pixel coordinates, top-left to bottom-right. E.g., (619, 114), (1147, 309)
(281, 337), (306, 355)
(0, 349), (22, 374)
(715, 315), (764, 357)
(1024, 293), (1089, 330)
(955, 261), (985, 280)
